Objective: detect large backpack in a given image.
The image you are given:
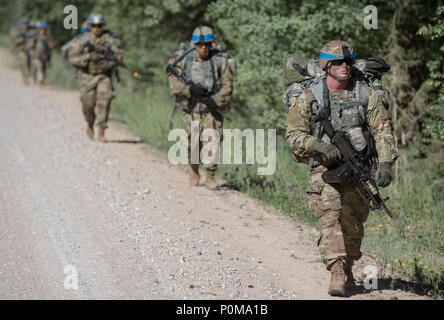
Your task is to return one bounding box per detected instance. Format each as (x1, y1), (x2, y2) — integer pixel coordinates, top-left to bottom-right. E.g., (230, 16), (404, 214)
(282, 55), (391, 113)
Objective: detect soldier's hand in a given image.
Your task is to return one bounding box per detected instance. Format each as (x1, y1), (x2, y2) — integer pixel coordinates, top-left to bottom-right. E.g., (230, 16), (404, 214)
(202, 96), (219, 110)
(89, 52), (103, 62)
(97, 60), (114, 70)
(311, 140), (342, 162)
(189, 83), (206, 97)
(376, 162), (392, 188)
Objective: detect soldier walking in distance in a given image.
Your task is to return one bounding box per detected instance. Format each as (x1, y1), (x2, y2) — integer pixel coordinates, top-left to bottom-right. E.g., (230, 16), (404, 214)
(28, 21), (53, 86)
(167, 26), (235, 189)
(10, 18), (35, 85)
(67, 13), (123, 142)
(285, 41), (398, 296)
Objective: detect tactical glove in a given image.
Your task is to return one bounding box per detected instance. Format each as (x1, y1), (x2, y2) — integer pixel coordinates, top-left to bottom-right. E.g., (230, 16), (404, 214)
(89, 52), (102, 62)
(376, 162), (392, 188)
(202, 96), (219, 110)
(189, 83), (206, 97)
(312, 140), (342, 162)
(97, 60), (114, 70)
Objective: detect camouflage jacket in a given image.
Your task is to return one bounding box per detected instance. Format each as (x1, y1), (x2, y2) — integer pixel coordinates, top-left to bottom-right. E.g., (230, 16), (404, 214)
(67, 30), (123, 75)
(285, 79), (398, 165)
(10, 26), (36, 52)
(28, 33), (54, 61)
(167, 47), (234, 111)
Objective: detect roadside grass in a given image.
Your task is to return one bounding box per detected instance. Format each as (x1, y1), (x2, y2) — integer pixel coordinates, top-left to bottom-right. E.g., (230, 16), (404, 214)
(2, 33), (442, 298)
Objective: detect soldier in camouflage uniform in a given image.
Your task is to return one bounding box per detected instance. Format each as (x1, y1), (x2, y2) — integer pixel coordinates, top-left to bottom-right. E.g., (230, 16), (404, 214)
(67, 13), (122, 142)
(10, 18), (35, 85)
(28, 22), (53, 85)
(285, 41), (398, 296)
(167, 26), (234, 189)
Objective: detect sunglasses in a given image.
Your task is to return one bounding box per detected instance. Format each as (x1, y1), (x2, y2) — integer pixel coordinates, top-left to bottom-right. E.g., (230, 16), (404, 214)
(91, 24), (103, 28)
(330, 59), (352, 67)
(196, 42), (212, 48)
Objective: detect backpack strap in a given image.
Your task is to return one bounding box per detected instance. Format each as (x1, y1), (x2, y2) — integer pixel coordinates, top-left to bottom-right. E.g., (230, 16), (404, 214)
(308, 78), (329, 167)
(359, 80), (368, 107)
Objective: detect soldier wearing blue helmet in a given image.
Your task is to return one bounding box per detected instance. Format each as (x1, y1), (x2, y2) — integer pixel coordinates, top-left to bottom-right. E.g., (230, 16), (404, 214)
(67, 13), (123, 142)
(10, 17), (34, 84)
(28, 21), (53, 85)
(167, 26), (235, 189)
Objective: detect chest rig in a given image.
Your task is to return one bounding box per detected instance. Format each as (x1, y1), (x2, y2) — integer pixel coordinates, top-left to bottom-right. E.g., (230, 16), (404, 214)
(183, 50), (221, 94)
(309, 78), (376, 167)
(179, 49), (223, 113)
(80, 31), (114, 75)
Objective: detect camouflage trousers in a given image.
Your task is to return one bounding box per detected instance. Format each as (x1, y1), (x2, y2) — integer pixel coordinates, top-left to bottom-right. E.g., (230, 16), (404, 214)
(307, 165), (369, 270)
(31, 58), (47, 85)
(17, 51), (30, 81)
(182, 110), (223, 172)
(78, 72), (115, 129)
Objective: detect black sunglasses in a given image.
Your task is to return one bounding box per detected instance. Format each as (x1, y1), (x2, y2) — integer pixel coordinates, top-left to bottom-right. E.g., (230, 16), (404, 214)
(330, 59), (352, 66)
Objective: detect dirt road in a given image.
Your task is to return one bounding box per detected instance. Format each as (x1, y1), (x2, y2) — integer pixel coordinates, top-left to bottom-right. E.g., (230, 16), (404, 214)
(0, 48), (427, 300)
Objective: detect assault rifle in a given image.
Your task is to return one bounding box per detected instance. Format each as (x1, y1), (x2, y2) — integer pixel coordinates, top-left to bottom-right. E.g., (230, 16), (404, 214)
(84, 41), (153, 82)
(311, 108), (393, 218)
(166, 62), (232, 125)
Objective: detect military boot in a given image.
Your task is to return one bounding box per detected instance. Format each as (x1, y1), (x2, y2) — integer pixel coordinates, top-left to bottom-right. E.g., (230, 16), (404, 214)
(189, 164), (199, 186)
(97, 127), (107, 142)
(86, 125), (94, 140)
(204, 170), (218, 190)
(345, 257), (356, 290)
(328, 260), (347, 297)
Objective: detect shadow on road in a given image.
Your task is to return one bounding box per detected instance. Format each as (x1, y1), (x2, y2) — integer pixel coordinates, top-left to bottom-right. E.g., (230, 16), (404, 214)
(106, 139), (145, 144)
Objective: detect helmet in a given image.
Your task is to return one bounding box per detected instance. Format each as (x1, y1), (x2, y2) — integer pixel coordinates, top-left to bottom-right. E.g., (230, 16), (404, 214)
(36, 21), (48, 29)
(191, 25), (214, 44)
(80, 21), (90, 33)
(319, 40), (355, 69)
(87, 13), (105, 26)
(18, 17), (29, 24)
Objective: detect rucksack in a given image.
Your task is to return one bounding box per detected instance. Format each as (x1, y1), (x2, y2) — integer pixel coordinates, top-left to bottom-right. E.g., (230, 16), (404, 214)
(282, 55), (391, 113)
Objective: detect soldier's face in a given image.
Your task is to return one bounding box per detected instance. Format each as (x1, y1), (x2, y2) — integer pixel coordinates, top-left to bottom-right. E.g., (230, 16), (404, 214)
(20, 23), (29, 31)
(195, 42), (212, 59)
(39, 28), (46, 35)
(328, 59), (352, 81)
(91, 24), (102, 36)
